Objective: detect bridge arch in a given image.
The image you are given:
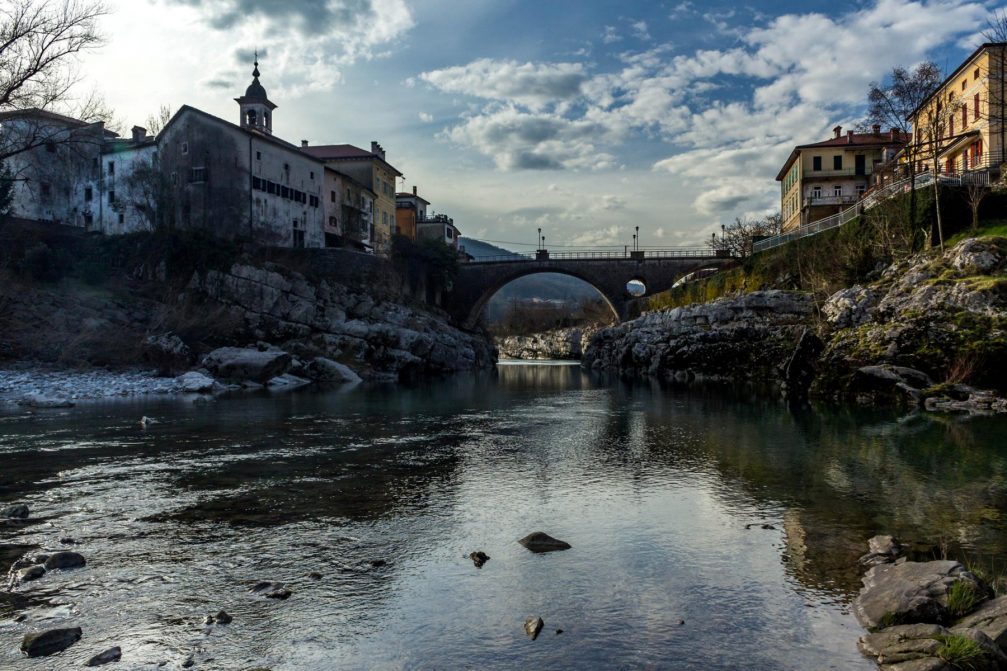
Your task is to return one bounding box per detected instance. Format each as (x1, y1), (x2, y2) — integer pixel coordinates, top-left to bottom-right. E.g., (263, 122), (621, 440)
(464, 267), (621, 331)
(447, 255), (737, 330)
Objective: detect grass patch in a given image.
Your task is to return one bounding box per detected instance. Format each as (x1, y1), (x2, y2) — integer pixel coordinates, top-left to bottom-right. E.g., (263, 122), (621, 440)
(934, 633), (988, 669)
(947, 580), (984, 618)
(947, 221), (1007, 246)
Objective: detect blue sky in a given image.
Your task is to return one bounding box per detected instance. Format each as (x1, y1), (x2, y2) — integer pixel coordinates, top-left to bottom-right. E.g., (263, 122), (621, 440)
(83, 0), (995, 250)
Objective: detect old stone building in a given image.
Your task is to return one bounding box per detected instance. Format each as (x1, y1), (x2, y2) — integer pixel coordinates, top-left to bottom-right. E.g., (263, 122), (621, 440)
(322, 167), (375, 250)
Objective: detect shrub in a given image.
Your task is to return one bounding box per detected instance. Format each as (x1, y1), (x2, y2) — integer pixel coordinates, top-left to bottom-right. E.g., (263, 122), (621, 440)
(18, 243), (63, 283)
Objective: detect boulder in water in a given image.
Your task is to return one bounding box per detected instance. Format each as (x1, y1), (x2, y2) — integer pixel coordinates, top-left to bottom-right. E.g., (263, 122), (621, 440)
(86, 646), (122, 666)
(524, 616), (544, 640)
(518, 532), (571, 553)
(202, 347), (291, 383)
(43, 551), (86, 571)
(21, 627), (82, 657)
(2, 504), (29, 519)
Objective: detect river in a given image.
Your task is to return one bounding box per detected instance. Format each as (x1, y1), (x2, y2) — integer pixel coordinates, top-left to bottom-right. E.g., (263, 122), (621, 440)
(2, 362), (1007, 670)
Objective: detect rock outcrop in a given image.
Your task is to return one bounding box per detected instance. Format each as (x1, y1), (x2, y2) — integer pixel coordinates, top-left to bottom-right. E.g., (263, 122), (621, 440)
(816, 237), (1007, 405)
(186, 262), (495, 381)
(202, 347), (291, 383)
(853, 560), (984, 629)
(583, 290), (814, 384)
(497, 325), (602, 360)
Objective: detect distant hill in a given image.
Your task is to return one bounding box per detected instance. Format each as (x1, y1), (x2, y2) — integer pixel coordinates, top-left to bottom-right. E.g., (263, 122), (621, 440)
(459, 238), (524, 260)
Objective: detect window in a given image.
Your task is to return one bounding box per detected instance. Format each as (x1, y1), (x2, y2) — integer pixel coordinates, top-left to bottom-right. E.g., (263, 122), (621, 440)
(181, 142), (189, 155)
(331, 190), (336, 203)
(310, 171), (314, 180)
(856, 185), (866, 196)
(812, 156), (821, 171)
(950, 115), (954, 136)
(118, 213), (125, 224)
(256, 151), (262, 160)
(975, 93), (981, 120)
(252, 176), (263, 190)
(281, 186), (290, 199)
(40, 182), (51, 197)
(190, 167), (207, 183)
(266, 181), (276, 195)
(833, 155), (842, 170)
(962, 104), (967, 128)
(962, 80), (967, 91)
(975, 67), (981, 80)
(309, 195), (319, 208)
(107, 161), (115, 176)
(108, 190), (116, 204)
(84, 213), (93, 228)
(171, 172), (177, 186)
(84, 187), (92, 202)
(833, 185), (842, 197)
(292, 222), (305, 248)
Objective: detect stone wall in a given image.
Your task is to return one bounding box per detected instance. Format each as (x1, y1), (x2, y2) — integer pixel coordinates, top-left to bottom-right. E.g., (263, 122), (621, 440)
(497, 325), (601, 360)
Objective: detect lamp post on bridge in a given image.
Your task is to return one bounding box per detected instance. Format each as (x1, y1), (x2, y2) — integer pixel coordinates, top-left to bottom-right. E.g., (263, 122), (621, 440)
(537, 235), (549, 261)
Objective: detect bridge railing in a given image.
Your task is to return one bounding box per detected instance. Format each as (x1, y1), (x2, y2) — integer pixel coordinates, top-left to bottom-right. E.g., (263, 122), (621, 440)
(465, 247), (726, 263)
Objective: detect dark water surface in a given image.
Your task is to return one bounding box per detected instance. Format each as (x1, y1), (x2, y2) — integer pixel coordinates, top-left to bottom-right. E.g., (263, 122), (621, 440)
(2, 362), (1007, 670)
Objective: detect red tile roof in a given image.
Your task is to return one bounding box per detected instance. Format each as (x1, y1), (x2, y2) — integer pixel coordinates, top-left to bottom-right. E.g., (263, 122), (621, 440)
(300, 144), (402, 176)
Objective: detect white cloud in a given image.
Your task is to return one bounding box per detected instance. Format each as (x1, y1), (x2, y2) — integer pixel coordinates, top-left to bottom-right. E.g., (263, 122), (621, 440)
(632, 21), (651, 41)
(419, 112), (434, 122)
(419, 59), (587, 111)
(602, 26), (622, 44)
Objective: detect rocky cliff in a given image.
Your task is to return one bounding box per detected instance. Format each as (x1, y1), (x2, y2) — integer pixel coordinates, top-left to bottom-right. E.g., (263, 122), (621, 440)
(496, 326), (601, 360)
(582, 290), (815, 385)
(185, 262), (495, 380)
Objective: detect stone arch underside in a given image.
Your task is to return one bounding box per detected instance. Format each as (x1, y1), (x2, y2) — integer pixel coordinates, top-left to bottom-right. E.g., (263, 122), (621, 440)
(450, 258), (736, 330)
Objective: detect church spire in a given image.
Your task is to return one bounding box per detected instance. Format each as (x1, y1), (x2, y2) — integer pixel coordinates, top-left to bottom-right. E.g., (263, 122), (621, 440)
(236, 49), (277, 135)
(252, 49), (260, 79)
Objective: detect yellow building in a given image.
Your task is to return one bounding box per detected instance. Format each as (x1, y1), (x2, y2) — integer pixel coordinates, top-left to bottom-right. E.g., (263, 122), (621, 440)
(301, 141), (401, 256)
(776, 125), (907, 232)
(907, 43), (1006, 177)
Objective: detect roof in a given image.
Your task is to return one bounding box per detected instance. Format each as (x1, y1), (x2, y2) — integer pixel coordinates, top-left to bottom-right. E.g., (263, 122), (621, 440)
(160, 104), (324, 162)
(301, 144), (402, 176)
(775, 129), (909, 181)
(396, 192), (430, 205)
(909, 42), (1007, 120)
(0, 107), (119, 137)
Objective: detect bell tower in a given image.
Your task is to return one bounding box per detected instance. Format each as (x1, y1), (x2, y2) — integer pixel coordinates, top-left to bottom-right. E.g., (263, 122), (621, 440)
(235, 52), (277, 135)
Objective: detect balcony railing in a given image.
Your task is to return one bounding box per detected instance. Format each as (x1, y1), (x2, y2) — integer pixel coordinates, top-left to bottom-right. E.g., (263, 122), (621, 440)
(805, 195), (859, 206)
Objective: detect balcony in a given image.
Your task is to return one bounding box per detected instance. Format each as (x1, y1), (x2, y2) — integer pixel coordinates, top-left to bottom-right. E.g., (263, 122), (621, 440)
(806, 195), (859, 206)
(805, 168), (871, 178)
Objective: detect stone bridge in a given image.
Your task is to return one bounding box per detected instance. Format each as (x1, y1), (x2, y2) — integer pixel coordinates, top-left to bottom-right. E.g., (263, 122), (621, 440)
(445, 250), (736, 329)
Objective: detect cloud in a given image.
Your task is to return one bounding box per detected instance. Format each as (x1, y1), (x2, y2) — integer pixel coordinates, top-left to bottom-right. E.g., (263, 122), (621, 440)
(602, 26), (622, 44)
(440, 106), (617, 170)
(418, 111), (434, 122)
(419, 59), (587, 111)
(631, 21), (651, 41)
(169, 0), (414, 95)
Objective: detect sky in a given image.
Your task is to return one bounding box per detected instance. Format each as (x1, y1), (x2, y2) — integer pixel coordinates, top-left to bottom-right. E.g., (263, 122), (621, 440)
(79, 0), (998, 251)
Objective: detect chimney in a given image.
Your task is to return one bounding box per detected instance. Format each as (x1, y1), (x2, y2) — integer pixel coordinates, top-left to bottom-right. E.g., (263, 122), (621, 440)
(301, 140), (309, 147)
(872, 124), (881, 135)
(847, 129), (854, 144)
(890, 127), (899, 141)
(833, 125), (842, 139)
(131, 126), (147, 143)
(412, 185), (417, 196)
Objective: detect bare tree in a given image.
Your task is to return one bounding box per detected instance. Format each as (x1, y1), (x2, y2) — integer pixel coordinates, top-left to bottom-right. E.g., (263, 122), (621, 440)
(865, 62), (942, 232)
(717, 213), (781, 258)
(116, 154), (170, 231)
(0, 0), (108, 161)
(145, 104), (172, 136)
(962, 181), (989, 232)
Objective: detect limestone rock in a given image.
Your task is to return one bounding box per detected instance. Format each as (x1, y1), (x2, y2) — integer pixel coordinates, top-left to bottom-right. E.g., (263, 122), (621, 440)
(43, 551), (86, 571)
(86, 646), (122, 666)
(176, 371), (216, 393)
(16, 565), (45, 582)
(956, 595), (1007, 650)
(518, 532), (572, 553)
(203, 347), (291, 383)
(21, 627), (82, 657)
(497, 326), (602, 361)
(143, 333), (193, 376)
(853, 560), (984, 630)
(524, 616), (544, 640)
(2, 504), (29, 518)
(946, 238), (1006, 275)
(822, 285), (880, 329)
(305, 357), (362, 385)
(861, 535), (905, 567)
(17, 393), (74, 408)
(859, 623), (1007, 671)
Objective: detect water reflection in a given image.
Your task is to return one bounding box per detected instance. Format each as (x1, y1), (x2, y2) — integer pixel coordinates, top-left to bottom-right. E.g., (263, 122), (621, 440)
(0, 365), (1005, 669)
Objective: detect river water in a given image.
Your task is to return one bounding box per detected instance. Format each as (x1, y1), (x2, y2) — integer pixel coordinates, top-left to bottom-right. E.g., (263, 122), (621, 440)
(2, 362), (1007, 670)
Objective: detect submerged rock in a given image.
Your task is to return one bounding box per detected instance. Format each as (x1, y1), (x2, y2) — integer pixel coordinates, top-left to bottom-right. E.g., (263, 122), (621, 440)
(43, 551), (86, 571)
(177, 371), (216, 393)
(306, 357), (362, 385)
(86, 646), (122, 666)
(2, 504), (29, 518)
(853, 560), (985, 629)
(518, 532), (571, 553)
(210, 610), (232, 625)
(17, 393), (74, 408)
(16, 565), (45, 582)
(860, 535), (905, 567)
(21, 627), (83, 657)
(469, 551), (490, 568)
(524, 616), (544, 640)
(251, 581), (291, 600)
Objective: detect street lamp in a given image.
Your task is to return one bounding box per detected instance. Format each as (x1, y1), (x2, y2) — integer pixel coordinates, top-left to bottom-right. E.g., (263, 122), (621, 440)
(635, 226), (639, 251)
(537, 227), (542, 251)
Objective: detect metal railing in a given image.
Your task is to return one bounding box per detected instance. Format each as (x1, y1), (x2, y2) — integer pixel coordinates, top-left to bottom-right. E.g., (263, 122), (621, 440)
(465, 247), (725, 264)
(754, 165), (995, 253)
